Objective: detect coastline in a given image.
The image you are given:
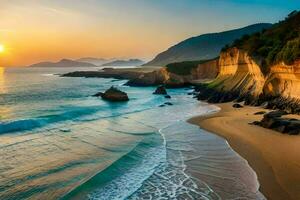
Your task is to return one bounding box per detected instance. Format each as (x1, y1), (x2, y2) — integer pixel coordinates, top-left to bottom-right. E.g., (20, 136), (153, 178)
(188, 102), (300, 200)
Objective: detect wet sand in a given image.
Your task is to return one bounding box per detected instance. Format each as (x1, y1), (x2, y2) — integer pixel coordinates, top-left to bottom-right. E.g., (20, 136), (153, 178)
(188, 102), (300, 200)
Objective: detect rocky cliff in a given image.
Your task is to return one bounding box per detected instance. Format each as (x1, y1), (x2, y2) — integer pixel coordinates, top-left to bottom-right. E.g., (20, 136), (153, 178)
(191, 59), (219, 80)
(195, 47), (300, 113)
(264, 61), (300, 99)
(212, 48), (265, 97)
(194, 11), (300, 113)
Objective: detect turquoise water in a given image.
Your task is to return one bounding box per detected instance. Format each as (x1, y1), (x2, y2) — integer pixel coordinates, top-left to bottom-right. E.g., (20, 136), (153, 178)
(0, 67), (264, 200)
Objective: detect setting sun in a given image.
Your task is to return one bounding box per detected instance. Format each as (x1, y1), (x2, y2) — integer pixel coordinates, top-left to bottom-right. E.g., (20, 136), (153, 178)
(0, 44), (5, 53)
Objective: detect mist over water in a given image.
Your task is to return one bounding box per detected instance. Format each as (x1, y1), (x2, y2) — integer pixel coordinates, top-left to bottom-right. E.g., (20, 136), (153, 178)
(0, 67), (264, 200)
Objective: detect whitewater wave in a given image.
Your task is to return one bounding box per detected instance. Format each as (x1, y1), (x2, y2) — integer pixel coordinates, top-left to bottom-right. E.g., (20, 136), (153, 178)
(0, 104), (155, 134)
(61, 132), (166, 200)
(61, 104), (222, 200)
(0, 106), (100, 134)
(0, 118), (47, 134)
(42, 73), (55, 76)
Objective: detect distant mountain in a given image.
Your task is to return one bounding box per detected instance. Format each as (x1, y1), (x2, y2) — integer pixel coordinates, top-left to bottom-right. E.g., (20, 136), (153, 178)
(102, 59), (145, 66)
(145, 23), (272, 66)
(29, 59), (98, 67)
(76, 57), (114, 66)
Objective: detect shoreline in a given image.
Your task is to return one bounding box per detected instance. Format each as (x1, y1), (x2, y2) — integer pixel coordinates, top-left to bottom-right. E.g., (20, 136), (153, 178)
(188, 102), (300, 200)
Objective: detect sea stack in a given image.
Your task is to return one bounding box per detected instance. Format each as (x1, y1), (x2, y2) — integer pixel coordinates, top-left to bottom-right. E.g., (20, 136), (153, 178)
(153, 85), (167, 95)
(95, 86), (129, 102)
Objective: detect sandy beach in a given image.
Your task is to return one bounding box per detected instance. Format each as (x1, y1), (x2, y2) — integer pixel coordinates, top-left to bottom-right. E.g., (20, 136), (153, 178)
(188, 102), (300, 200)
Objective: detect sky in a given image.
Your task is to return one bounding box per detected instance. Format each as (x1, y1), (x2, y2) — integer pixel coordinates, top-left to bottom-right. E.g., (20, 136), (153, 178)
(0, 0), (298, 67)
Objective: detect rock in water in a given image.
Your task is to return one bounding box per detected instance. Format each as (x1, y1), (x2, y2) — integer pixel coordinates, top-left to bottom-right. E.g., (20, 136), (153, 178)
(153, 86), (167, 95)
(96, 86), (129, 101)
(165, 95), (171, 99)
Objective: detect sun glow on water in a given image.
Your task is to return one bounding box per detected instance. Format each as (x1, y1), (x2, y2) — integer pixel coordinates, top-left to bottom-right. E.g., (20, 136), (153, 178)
(0, 44), (5, 53)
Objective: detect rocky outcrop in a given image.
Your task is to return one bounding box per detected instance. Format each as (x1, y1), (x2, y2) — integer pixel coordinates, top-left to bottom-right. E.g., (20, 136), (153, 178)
(264, 61), (300, 99)
(125, 68), (188, 88)
(62, 68), (142, 80)
(95, 87), (129, 101)
(125, 70), (166, 86)
(153, 86), (167, 95)
(233, 103), (243, 108)
(62, 67), (187, 87)
(254, 110), (300, 135)
(213, 48), (265, 97)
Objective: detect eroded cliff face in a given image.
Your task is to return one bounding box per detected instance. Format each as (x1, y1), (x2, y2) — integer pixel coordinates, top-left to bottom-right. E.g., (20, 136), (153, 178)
(160, 68), (192, 87)
(264, 61), (300, 99)
(195, 47), (300, 113)
(212, 48), (265, 97)
(211, 48), (300, 100)
(191, 59), (219, 80)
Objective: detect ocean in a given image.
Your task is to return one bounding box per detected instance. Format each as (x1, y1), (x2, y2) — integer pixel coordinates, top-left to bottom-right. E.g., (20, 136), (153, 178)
(0, 67), (265, 200)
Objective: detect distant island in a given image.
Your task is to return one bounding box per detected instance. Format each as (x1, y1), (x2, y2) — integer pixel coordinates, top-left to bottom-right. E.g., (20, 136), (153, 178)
(75, 57), (113, 66)
(28, 59), (98, 67)
(28, 58), (145, 67)
(102, 59), (145, 66)
(144, 23), (272, 66)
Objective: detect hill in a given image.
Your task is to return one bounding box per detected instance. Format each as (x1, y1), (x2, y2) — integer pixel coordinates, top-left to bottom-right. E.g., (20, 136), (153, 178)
(145, 23), (272, 66)
(75, 57), (117, 66)
(76, 57), (115, 66)
(29, 59), (98, 68)
(102, 59), (144, 66)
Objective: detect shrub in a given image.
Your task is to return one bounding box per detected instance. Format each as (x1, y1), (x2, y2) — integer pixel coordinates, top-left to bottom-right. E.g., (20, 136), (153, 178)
(166, 59), (216, 75)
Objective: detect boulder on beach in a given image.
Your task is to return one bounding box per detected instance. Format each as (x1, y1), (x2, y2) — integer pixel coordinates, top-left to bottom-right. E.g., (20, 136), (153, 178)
(153, 86), (167, 95)
(95, 86), (129, 102)
(258, 110), (300, 135)
(254, 111), (266, 115)
(232, 103), (243, 108)
(264, 110), (287, 118)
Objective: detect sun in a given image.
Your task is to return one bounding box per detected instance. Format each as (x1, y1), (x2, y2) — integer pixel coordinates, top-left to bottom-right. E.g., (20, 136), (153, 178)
(0, 44), (5, 53)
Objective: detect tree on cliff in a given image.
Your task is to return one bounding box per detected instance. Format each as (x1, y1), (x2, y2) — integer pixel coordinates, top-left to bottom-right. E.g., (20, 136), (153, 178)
(227, 10), (300, 72)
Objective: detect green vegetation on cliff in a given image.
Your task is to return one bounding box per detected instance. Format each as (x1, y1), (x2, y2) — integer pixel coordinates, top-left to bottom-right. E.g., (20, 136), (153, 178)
(166, 59), (214, 75)
(225, 10), (300, 71)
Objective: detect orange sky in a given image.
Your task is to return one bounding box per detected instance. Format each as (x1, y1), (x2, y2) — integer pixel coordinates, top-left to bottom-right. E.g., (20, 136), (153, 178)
(0, 0), (294, 67)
